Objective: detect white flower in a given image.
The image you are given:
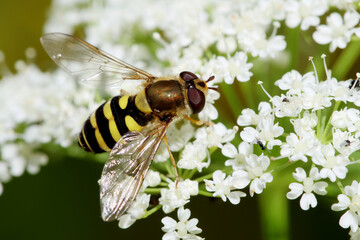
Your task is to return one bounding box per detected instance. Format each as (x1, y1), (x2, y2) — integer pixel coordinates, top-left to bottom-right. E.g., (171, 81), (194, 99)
(0, 162), (10, 183)
(1, 143), (48, 176)
(332, 181), (360, 232)
(195, 123), (237, 148)
(285, 0), (328, 30)
(161, 207), (203, 240)
(328, 77), (352, 102)
(204, 170), (246, 204)
(332, 129), (360, 157)
(178, 123), (237, 172)
(275, 70), (316, 95)
(280, 133), (318, 162)
(159, 180), (198, 214)
(301, 81), (333, 110)
(232, 154), (273, 197)
(154, 142), (171, 163)
(216, 36), (237, 54)
(178, 141), (208, 172)
(312, 144), (350, 182)
(350, 228), (360, 240)
(223, 142), (253, 170)
(1, 144), (25, 177)
(313, 11), (360, 52)
(272, 94), (303, 118)
(240, 116), (284, 150)
(167, 122), (195, 152)
(118, 193), (151, 229)
(286, 167), (328, 210)
(331, 108), (360, 133)
(290, 111), (318, 137)
(217, 52), (253, 84)
(237, 102), (272, 126)
(238, 26), (286, 58)
(142, 170), (161, 189)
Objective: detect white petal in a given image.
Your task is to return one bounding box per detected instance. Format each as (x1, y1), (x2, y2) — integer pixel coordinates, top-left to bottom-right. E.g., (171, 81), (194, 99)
(328, 12), (344, 27)
(187, 219), (202, 234)
(260, 173), (273, 183)
(286, 133), (299, 146)
(293, 167), (306, 181)
(212, 170), (225, 183)
(238, 141), (253, 155)
(178, 207), (190, 222)
(309, 167), (320, 180)
(331, 194), (351, 211)
(339, 211), (359, 232)
(227, 191), (244, 205)
(240, 127), (258, 143)
(250, 178), (265, 195)
(259, 154), (271, 170)
(118, 214), (136, 229)
(222, 143), (237, 158)
(313, 182), (328, 195)
(287, 183), (303, 199)
(320, 168), (336, 182)
(280, 145), (293, 157)
(313, 25), (332, 44)
(162, 232), (178, 240)
(344, 11), (360, 28)
(231, 170), (250, 189)
(237, 109), (256, 126)
(204, 179), (215, 192)
(161, 217), (177, 231)
(333, 166), (348, 180)
(300, 193), (317, 210)
(345, 181), (359, 197)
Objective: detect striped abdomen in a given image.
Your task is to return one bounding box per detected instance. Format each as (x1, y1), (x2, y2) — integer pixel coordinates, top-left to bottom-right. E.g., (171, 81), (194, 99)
(78, 91), (153, 153)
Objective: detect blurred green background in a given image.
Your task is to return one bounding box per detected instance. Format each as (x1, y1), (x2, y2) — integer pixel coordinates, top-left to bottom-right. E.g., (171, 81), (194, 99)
(0, 1), (349, 239)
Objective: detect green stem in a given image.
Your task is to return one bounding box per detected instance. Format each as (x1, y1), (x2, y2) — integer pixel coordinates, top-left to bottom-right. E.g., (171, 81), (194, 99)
(269, 159), (293, 173)
(160, 173), (170, 183)
(144, 188), (163, 194)
(319, 101), (341, 143)
(259, 183), (289, 240)
(336, 180), (345, 194)
(220, 82), (246, 120)
(316, 109), (322, 139)
(332, 39), (360, 80)
(183, 168), (198, 180)
(164, 162), (173, 177)
(142, 204), (162, 219)
(198, 190), (215, 197)
(194, 172), (214, 182)
(286, 26), (300, 70)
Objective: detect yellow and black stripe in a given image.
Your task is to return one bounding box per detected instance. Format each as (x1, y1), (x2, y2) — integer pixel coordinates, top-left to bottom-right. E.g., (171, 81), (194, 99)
(78, 94), (153, 153)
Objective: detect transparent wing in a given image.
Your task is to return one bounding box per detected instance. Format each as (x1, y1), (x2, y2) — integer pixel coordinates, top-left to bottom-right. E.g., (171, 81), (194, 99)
(99, 121), (171, 222)
(40, 32), (154, 87)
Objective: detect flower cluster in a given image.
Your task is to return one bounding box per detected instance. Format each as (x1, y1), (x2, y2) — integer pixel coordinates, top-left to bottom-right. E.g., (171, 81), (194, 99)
(1, 0), (360, 239)
(0, 55), (97, 195)
(232, 57), (360, 235)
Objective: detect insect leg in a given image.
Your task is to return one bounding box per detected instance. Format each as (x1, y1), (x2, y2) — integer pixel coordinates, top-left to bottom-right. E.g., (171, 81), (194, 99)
(164, 135), (179, 187)
(184, 115), (213, 126)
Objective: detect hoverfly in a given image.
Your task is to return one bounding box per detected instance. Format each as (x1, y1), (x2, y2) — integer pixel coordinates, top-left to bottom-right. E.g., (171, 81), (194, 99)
(40, 33), (216, 222)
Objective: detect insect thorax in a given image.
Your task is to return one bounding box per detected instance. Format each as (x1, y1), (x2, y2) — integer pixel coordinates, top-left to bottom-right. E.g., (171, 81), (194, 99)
(145, 80), (187, 120)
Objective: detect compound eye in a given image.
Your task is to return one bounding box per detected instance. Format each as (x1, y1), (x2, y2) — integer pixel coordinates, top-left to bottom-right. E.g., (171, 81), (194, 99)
(188, 88), (205, 114)
(180, 71), (198, 82)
